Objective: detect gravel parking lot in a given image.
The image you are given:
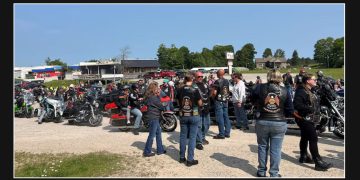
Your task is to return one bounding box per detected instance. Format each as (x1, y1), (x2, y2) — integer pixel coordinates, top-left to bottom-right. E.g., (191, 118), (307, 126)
(14, 115), (344, 178)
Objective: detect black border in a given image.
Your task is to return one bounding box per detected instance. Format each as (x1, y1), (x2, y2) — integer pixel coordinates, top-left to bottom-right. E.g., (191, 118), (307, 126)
(5, 1), (354, 180)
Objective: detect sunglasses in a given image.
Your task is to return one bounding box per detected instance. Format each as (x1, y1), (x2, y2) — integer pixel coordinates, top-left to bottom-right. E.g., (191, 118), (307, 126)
(197, 76), (203, 78)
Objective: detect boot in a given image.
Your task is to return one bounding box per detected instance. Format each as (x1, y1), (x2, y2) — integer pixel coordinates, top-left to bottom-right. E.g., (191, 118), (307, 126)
(314, 157), (332, 171)
(299, 152), (314, 164)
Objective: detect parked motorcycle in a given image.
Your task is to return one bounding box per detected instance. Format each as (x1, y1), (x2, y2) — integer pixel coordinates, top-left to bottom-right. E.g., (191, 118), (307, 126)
(62, 95), (103, 127)
(14, 93), (34, 118)
(105, 96), (178, 132)
(288, 76), (344, 138)
(37, 95), (65, 124)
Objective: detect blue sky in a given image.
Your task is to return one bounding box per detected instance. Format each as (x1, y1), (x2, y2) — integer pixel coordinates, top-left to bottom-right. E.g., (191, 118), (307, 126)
(14, 3), (344, 67)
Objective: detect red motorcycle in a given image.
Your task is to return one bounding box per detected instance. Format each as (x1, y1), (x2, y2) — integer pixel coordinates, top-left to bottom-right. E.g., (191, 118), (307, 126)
(105, 96), (178, 132)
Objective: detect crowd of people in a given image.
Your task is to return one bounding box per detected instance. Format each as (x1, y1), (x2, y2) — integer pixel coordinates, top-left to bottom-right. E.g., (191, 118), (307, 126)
(14, 67), (341, 176)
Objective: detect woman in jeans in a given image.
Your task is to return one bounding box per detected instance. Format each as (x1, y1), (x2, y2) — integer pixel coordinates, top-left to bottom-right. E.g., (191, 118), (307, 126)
(142, 82), (166, 157)
(251, 69), (294, 177)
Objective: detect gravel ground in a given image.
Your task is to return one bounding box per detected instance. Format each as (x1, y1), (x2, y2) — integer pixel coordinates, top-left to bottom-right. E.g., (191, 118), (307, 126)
(14, 115), (344, 178)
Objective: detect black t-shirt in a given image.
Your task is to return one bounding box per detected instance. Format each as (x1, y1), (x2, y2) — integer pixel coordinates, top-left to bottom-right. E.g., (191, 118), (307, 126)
(212, 78), (231, 102)
(176, 85), (201, 116)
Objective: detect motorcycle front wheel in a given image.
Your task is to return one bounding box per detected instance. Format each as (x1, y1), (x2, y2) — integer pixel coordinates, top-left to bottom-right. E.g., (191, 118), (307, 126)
(54, 113), (63, 123)
(160, 113), (178, 132)
(89, 114), (103, 127)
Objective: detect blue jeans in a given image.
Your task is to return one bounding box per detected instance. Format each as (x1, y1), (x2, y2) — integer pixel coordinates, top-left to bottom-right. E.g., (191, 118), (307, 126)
(179, 116), (200, 161)
(196, 112), (211, 144)
(234, 102), (248, 128)
(285, 85), (293, 100)
(215, 100), (231, 137)
(143, 119), (165, 155)
(255, 120), (287, 177)
(131, 108), (142, 129)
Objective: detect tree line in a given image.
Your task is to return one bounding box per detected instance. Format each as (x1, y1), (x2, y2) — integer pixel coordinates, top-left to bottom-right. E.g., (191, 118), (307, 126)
(156, 36), (344, 70)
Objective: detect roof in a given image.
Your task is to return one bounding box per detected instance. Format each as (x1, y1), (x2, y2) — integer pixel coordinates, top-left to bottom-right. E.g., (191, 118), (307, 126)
(255, 57), (287, 63)
(122, 60), (160, 68)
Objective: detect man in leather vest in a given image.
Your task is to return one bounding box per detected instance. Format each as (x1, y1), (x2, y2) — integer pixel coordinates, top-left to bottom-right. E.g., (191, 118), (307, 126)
(251, 69), (294, 177)
(193, 71), (211, 150)
(293, 73), (333, 171)
(176, 74), (203, 167)
(211, 69), (232, 139)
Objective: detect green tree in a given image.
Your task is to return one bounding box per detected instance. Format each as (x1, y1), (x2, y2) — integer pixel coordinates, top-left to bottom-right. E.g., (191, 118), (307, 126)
(212, 45), (234, 67)
(332, 37), (344, 68)
(179, 46), (191, 69)
(274, 49), (285, 58)
(235, 43), (257, 70)
(290, 50), (300, 66)
(314, 37), (334, 68)
(44, 57), (68, 80)
(262, 48), (273, 58)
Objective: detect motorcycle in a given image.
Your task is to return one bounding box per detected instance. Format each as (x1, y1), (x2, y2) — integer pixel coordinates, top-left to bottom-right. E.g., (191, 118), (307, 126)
(105, 96), (178, 132)
(37, 95), (65, 124)
(14, 92), (34, 118)
(62, 94), (103, 127)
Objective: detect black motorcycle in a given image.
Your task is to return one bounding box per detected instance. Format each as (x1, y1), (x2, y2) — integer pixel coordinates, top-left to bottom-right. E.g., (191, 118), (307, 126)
(62, 94), (103, 127)
(316, 77), (344, 138)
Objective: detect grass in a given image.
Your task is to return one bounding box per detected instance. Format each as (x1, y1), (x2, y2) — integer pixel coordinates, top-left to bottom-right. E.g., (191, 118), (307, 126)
(15, 151), (137, 177)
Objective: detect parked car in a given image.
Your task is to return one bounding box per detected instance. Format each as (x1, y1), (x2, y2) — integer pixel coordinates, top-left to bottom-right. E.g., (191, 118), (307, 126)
(143, 72), (161, 79)
(160, 70), (176, 78)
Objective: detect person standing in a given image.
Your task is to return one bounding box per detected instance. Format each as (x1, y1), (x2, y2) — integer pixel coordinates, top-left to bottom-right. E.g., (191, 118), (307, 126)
(231, 72), (249, 130)
(282, 70), (294, 100)
(251, 69), (294, 177)
(176, 74), (203, 166)
(142, 82), (167, 157)
(293, 73), (333, 171)
(255, 76), (263, 84)
(294, 68), (306, 89)
(210, 69), (231, 139)
(193, 71), (211, 150)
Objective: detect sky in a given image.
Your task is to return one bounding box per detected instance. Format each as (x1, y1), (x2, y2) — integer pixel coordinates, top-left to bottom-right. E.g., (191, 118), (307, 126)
(14, 3), (344, 67)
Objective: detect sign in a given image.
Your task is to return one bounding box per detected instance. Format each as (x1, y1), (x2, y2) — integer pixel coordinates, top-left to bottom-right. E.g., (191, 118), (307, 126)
(226, 52), (234, 59)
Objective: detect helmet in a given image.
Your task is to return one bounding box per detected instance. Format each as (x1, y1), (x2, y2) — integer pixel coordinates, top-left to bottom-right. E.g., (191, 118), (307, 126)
(69, 84), (75, 88)
(168, 81), (174, 87)
(131, 83), (139, 90)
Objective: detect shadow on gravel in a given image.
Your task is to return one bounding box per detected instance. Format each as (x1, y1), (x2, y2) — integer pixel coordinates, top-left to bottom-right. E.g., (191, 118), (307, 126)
(323, 149), (344, 170)
(318, 136), (344, 147)
(131, 141), (180, 162)
(248, 144), (314, 170)
(102, 125), (149, 133)
(166, 131), (180, 144)
(210, 152), (257, 177)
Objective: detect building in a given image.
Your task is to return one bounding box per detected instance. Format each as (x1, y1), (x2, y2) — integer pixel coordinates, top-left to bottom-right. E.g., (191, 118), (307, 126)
(255, 57), (289, 69)
(14, 67), (33, 79)
(121, 59), (160, 74)
(14, 65), (64, 81)
(78, 60), (123, 81)
(78, 59), (160, 80)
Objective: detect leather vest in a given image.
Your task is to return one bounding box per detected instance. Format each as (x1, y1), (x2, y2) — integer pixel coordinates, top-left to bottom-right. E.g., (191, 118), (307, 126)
(215, 78), (231, 102)
(193, 82), (210, 113)
(257, 83), (288, 121)
(178, 85), (199, 116)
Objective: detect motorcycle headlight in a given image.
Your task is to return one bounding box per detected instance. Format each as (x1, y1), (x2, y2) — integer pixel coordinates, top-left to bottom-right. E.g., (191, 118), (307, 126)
(95, 102), (99, 108)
